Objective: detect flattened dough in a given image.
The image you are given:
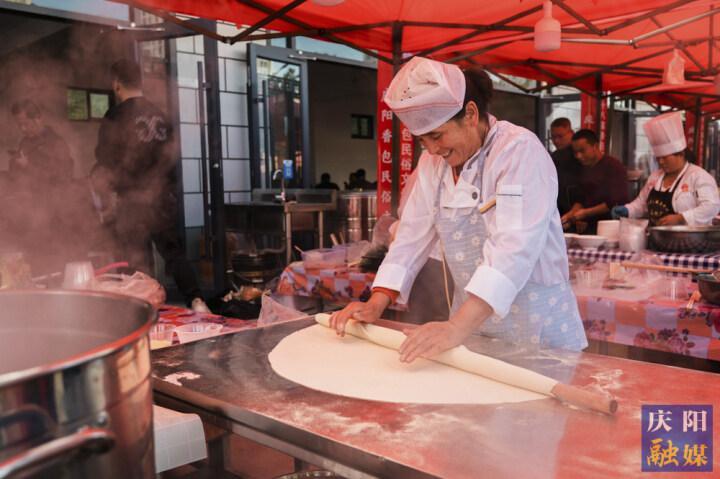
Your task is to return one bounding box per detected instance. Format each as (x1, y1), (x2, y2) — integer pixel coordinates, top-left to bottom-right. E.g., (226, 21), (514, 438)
(269, 324), (547, 405)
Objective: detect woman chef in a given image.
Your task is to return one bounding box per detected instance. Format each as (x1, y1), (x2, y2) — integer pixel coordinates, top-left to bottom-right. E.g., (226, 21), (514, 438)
(612, 111), (720, 226)
(330, 57), (587, 362)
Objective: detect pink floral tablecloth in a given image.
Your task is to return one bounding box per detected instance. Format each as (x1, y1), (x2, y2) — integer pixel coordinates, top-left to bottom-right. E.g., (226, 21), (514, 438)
(577, 294), (720, 360)
(276, 261), (373, 303)
(276, 262), (720, 361)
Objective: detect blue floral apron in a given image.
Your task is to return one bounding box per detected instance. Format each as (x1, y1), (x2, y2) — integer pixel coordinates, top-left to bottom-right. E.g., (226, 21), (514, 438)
(434, 148), (587, 351)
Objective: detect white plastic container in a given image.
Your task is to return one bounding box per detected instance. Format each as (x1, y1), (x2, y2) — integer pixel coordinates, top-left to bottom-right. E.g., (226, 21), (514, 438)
(174, 323), (223, 344)
(301, 248), (346, 269)
(597, 220), (620, 241)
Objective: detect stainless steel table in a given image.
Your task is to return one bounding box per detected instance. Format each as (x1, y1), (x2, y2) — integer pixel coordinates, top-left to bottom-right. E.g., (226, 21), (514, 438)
(151, 319), (720, 479)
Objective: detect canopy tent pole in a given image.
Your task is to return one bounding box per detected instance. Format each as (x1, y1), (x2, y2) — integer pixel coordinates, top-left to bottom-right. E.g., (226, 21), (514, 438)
(202, 21), (228, 292)
(230, 0), (307, 43)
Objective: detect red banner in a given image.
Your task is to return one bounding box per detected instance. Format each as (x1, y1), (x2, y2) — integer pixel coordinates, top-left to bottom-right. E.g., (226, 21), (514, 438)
(580, 93), (607, 153)
(377, 60), (414, 217)
(685, 110), (704, 165)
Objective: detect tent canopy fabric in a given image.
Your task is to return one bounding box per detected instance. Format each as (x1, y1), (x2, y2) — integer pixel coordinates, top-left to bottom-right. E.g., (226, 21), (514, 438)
(125, 0), (720, 111)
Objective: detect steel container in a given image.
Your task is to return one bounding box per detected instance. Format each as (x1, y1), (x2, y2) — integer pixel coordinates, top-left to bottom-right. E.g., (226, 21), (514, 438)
(697, 274), (720, 305)
(0, 290), (156, 478)
(338, 192), (377, 242)
(648, 225), (720, 253)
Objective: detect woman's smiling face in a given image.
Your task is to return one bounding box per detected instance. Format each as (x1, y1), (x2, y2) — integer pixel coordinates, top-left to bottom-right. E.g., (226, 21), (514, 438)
(418, 102), (483, 168)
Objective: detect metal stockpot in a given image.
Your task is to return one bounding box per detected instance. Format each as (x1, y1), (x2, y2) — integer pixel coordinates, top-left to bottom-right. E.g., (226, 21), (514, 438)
(649, 225), (720, 253)
(338, 192), (377, 242)
(0, 290), (156, 478)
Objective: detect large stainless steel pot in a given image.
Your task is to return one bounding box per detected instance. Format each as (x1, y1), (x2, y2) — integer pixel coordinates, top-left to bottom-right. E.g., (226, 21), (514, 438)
(649, 225), (720, 253)
(0, 290), (156, 478)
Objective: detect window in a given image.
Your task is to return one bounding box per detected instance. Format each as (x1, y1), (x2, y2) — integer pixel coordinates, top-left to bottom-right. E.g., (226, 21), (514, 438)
(67, 88), (112, 121)
(351, 114), (373, 139)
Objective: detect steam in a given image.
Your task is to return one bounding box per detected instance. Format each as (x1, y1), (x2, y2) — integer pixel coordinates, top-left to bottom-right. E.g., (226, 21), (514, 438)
(0, 9), (179, 278)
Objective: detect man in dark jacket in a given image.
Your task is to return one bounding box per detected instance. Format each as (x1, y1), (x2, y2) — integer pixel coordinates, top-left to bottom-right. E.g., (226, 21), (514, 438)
(549, 117), (581, 216)
(96, 59), (208, 311)
(562, 129), (629, 234)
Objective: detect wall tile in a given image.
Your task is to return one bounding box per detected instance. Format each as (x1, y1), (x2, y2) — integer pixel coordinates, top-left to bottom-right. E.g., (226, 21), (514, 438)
(226, 126), (249, 158)
(182, 159), (200, 193)
(219, 92), (248, 126)
(180, 123), (201, 158)
(225, 58), (247, 93)
(178, 88), (198, 123)
(223, 159), (251, 191)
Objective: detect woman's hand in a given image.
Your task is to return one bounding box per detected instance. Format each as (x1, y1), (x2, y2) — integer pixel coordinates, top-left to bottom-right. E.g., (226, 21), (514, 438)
(329, 292), (390, 336)
(398, 294), (493, 363)
(656, 214), (686, 226)
(399, 320), (473, 363)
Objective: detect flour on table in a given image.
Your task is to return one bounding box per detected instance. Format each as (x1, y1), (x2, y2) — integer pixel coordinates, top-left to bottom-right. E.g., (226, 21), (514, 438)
(268, 324), (546, 405)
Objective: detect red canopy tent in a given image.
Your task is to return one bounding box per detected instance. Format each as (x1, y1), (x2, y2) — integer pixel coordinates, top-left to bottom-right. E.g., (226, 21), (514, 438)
(124, 0), (720, 100)
(121, 0), (720, 212)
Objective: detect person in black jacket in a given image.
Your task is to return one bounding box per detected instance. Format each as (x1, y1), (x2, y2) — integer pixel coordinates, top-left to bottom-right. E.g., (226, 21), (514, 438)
(96, 59), (209, 312)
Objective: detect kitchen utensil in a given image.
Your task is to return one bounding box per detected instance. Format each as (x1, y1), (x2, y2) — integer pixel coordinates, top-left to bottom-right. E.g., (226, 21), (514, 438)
(62, 261), (95, 290)
(685, 290), (701, 312)
(697, 273), (720, 305)
(620, 261), (713, 275)
(150, 323), (176, 349)
(663, 277), (690, 300)
(174, 322), (223, 343)
(315, 314), (617, 415)
(575, 235), (606, 249)
(563, 233), (577, 248)
(302, 248), (346, 269)
(478, 197), (497, 214)
(649, 225), (720, 253)
(597, 220), (620, 241)
(0, 290), (155, 478)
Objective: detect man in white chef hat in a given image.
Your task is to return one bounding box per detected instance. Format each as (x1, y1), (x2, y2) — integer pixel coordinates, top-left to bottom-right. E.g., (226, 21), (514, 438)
(612, 111), (720, 226)
(331, 57), (587, 362)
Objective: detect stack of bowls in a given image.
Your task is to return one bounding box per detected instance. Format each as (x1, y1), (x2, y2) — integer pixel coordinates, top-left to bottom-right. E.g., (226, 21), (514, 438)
(597, 220), (620, 249)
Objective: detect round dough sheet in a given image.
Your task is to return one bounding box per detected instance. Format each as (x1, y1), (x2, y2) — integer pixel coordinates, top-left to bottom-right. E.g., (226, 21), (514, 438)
(269, 324), (547, 405)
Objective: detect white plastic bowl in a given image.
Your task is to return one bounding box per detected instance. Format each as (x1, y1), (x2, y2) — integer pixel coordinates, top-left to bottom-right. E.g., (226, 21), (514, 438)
(575, 235), (606, 249)
(564, 233), (578, 248)
(174, 322), (223, 344)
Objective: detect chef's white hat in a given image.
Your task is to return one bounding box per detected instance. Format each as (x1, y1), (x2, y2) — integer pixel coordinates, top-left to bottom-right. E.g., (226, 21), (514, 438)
(643, 111), (687, 157)
(384, 57), (466, 136)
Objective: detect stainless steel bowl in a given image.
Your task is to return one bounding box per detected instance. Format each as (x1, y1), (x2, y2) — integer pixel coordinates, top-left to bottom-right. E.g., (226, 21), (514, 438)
(698, 274), (720, 305)
(648, 226), (720, 253)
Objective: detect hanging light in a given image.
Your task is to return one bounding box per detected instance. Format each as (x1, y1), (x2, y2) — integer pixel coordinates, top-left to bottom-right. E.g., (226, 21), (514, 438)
(534, 1), (561, 52)
(310, 0), (345, 6)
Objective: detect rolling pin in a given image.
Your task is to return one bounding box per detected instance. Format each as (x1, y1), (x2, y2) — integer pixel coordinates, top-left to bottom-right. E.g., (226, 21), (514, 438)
(620, 261), (712, 275)
(316, 314), (617, 415)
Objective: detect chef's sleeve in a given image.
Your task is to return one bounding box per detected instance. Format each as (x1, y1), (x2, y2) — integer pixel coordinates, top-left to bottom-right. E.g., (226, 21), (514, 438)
(465, 136), (554, 318)
(626, 175), (654, 219)
(372, 157), (440, 304)
(680, 169), (720, 226)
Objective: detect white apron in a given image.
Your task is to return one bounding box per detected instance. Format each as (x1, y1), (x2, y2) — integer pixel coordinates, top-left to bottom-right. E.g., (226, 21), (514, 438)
(434, 144), (587, 351)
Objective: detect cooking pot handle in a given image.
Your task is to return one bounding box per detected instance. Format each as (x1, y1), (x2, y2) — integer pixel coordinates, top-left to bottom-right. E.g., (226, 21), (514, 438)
(0, 426), (115, 479)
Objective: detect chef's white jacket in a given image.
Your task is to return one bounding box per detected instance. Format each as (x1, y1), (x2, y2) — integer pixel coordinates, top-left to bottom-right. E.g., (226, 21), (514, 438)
(625, 162), (720, 226)
(373, 116), (569, 318)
